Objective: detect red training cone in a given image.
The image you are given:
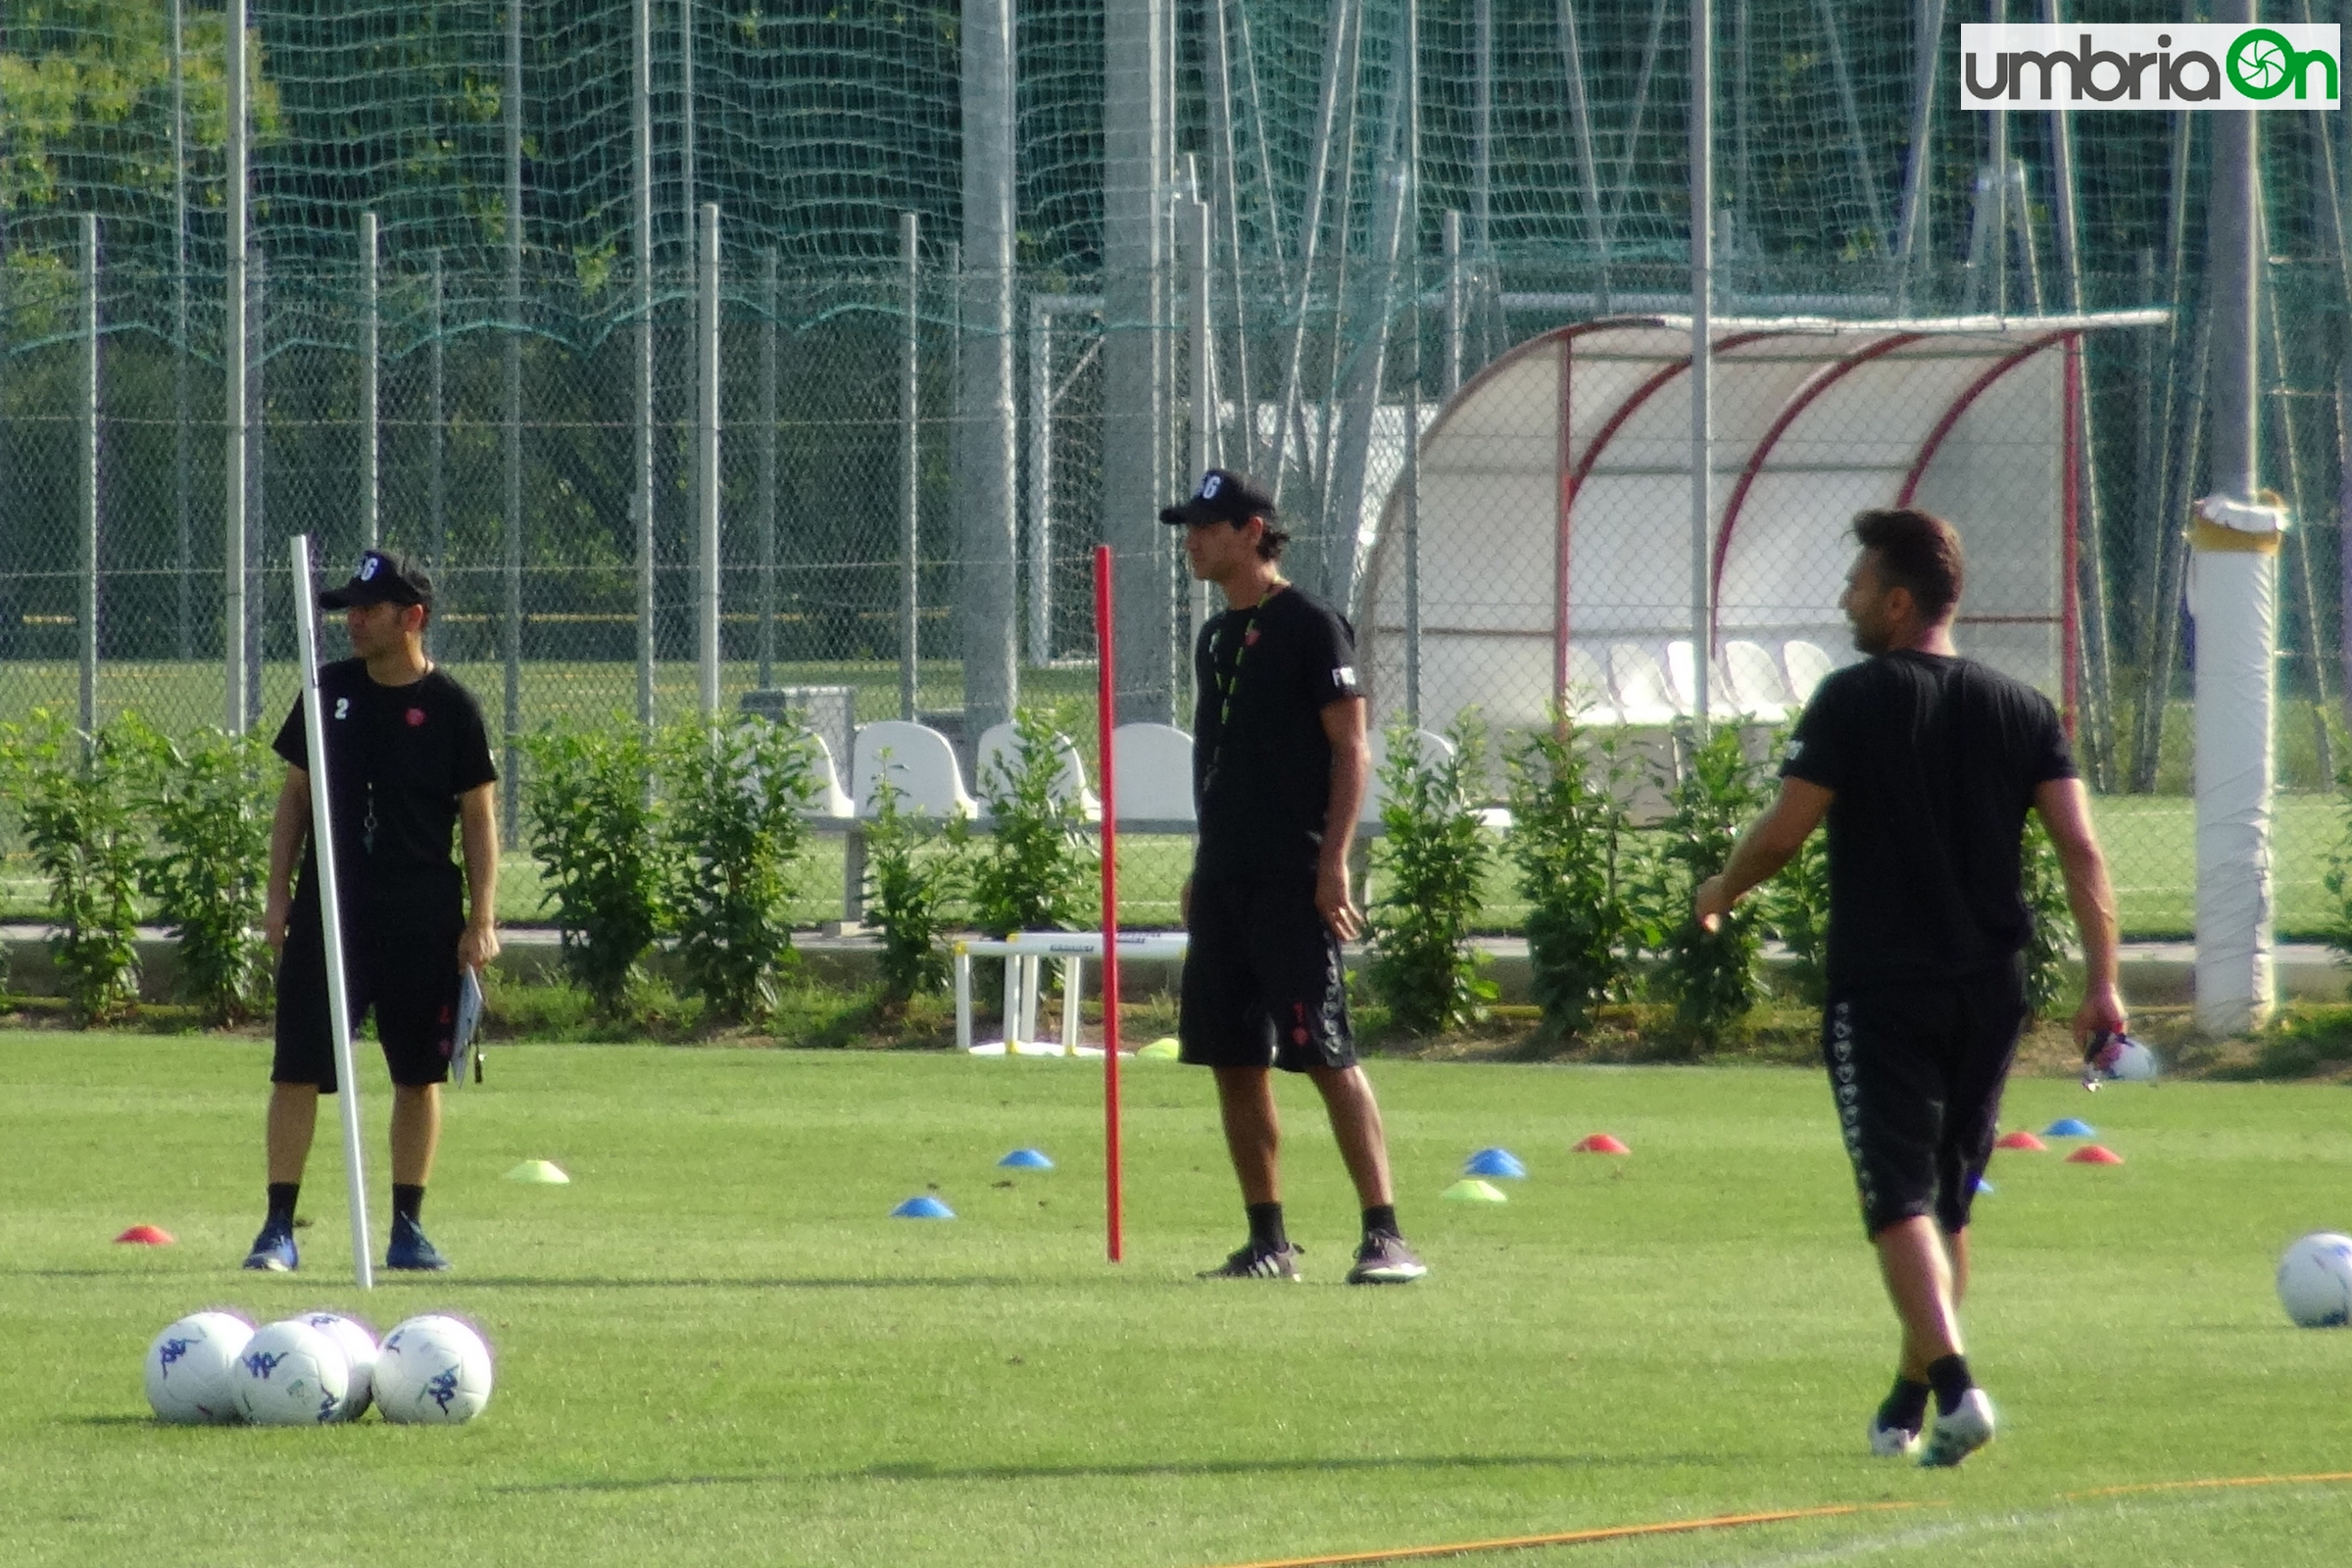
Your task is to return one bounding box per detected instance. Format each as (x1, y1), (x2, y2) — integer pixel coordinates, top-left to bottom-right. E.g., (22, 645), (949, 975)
(114, 1225), (174, 1246)
(2066, 1145), (2125, 1165)
(1995, 1131), (2046, 1152)
(1574, 1134), (1631, 1154)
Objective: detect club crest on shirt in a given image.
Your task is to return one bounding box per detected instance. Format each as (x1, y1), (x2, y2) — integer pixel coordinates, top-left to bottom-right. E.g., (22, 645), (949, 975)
(1332, 664), (1359, 693)
(406, 708), (426, 727)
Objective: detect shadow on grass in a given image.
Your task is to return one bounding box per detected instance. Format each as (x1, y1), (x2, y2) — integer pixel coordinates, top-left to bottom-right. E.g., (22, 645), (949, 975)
(497, 1450), (1709, 1496)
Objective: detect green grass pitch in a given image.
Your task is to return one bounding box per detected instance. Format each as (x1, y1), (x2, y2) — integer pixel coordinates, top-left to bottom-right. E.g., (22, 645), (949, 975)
(4, 1035), (2351, 1567)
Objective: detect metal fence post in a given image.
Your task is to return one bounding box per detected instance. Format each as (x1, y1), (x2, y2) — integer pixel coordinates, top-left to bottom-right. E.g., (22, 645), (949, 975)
(223, 0), (248, 732)
(1026, 297), (1053, 668)
(504, 0), (525, 829)
(171, 0), (191, 662)
(1443, 208), (1463, 401)
(1690, 0), (1715, 738)
(634, 0), (657, 730)
(81, 213), (101, 738)
(429, 253), (446, 638)
(361, 211), (379, 553)
(959, 0), (1019, 736)
(698, 201), (721, 718)
(759, 249), (777, 689)
(902, 211), (921, 722)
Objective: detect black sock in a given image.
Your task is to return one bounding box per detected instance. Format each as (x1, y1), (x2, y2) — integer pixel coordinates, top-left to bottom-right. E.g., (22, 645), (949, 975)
(266, 1183), (299, 1227)
(1925, 1354), (1975, 1417)
(392, 1184), (426, 1225)
(1246, 1201), (1287, 1251)
(1876, 1376), (1931, 1434)
(1361, 1203), (1399, 1239)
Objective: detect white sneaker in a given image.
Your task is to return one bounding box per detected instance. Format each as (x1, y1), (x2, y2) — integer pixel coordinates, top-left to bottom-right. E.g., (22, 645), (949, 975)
(1868, 1418), (1923, 1458)
(1917, 1388), (1996, 1468)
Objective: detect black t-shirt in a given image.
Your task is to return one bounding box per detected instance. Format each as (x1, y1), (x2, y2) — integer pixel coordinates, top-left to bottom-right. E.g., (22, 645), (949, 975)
(1780, 651), (2076, 991)
(273, 660), (498, 910)
(1191, 584), (1362, 879)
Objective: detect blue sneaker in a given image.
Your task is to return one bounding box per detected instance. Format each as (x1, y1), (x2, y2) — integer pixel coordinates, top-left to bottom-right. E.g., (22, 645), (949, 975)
(242, 1220), (298, 1273)
(385, 1214), (451, 1272)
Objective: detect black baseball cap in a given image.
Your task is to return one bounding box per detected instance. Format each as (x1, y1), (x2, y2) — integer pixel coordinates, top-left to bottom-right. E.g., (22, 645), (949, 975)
(319, 549), (433, 611)
(1160, 468), (1277, 528)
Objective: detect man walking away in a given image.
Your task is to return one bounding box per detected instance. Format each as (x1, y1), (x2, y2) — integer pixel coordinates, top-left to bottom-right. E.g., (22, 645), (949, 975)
(1164, 469), (1426, 1286)
(1694, 509), (2124, 1466)
(245, 551), (502, 1275)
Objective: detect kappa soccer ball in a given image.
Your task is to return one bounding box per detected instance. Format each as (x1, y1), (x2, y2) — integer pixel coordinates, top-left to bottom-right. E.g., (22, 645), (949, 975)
(2100, 1038), (2159, 1083)
(295, 1312), (380, 1422)
(144, 1311), (256, 1425)
(233, 1319), (353, 1426)
(373, 1314), (494, 1425)
(2278, 1233), (2352, 1328)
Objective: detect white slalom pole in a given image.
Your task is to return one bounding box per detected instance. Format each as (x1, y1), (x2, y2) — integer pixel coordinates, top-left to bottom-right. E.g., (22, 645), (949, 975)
(290, 535), (374, 1291)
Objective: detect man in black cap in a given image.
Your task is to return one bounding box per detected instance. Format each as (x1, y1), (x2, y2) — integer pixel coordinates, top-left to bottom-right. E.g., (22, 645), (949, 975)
(1162, 469), (1426, 1285)
(243, 549), (501, 1274)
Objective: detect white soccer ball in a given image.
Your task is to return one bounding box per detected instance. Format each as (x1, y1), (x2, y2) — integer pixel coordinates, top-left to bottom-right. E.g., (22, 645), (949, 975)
(2102, 1039), (2160, 1083)
(2278, 1233), (2352, 1328)
(374, 1314), (494, 1425)
(295, 1312), (380, 1422)
(144, 1311), (255, 1425)
(233, 1319), (353, 1427)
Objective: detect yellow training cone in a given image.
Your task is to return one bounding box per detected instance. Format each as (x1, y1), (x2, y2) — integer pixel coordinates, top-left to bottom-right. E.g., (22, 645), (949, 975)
(505, 1159), (570, 1184)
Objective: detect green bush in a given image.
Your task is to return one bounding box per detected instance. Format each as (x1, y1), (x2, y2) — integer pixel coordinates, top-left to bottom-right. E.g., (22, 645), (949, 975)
(657, 716), (817, 1025)
(1753, 724), (1830, 1006)
(1368, 718), (1495, 1035)
(1504, 719), (1640, 1039)
(122, 716), (275, 1027)
(2021, 815), (2078, 1020)
(862, 763), (967, 1006)
(1649, 726), (1773, 1044)
(2325, 740), (2352, 995)
(967, 706), (1096, 939)
(0, 711), (144, 1025)
(521, 721), (662, 1021)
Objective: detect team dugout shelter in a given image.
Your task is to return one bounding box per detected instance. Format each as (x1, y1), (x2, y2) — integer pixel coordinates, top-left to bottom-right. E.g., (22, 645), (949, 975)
(1357, 313), (2169, 739)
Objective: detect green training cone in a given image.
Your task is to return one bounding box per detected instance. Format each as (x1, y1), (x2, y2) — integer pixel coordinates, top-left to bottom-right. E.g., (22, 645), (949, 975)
(505, 1159), (571, 1184)
(1137, 1037), (1181, 1059)
(1442, 1179), (1509, 1204)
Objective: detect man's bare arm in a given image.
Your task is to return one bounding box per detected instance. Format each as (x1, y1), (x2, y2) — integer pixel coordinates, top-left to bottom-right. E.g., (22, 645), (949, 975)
(456, 781), (502, 971)
(1316, 699), (1370, 942)
(1693, 777), (1834, 931)
(2034, 775), (2125, 1048)
(264, 768), (311, 952)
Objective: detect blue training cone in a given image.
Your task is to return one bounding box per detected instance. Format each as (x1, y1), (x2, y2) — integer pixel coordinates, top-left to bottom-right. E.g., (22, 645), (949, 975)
(891, 1196), (956, 1219)
(1463, 1148), (1528, 1179)
(1973, 1176), (1995, 1196)
(998, 1148), (1054, 1170)
(2043, 1117), (2096, 1138)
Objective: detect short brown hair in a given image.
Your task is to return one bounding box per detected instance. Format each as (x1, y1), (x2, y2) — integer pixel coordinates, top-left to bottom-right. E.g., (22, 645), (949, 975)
(1852, 508), (1964, 622)
(1251, 517), (1292, 563)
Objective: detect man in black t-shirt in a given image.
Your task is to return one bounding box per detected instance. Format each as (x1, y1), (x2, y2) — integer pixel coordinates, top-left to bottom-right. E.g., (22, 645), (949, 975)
(1162, 469), (1426, 1286)
(242, 550), (502, 1276)
(1693, 509), (2124, 1469)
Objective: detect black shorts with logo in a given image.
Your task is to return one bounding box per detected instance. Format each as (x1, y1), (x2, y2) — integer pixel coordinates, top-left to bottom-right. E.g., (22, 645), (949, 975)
(1178, 873), (1354, 1072)
(273, 887), (466, 1092)
(1823, 956), (2028, 1237)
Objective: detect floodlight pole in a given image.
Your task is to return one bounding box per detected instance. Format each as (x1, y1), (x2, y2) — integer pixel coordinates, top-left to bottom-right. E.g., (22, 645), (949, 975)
(2194, 2), (2276, 1037)
(1689, 0), (1714, 738)
(290, 535), (374, 1293)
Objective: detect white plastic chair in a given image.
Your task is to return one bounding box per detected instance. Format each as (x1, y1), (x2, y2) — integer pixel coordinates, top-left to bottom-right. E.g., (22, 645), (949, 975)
(800, 733), (856, 819)
(851, 720), (977, 818)
(1109, 723), (1197, 827)
(1782, 639), (1836, 706)
(1564, 644), (1621, 725)
(1365, 728), (1457, 825)
(1722, 640), (1792, 724)
(974, 722), (1102, 821)
(1606, 643), (1682, 728)
(1665, 639), (1744, 720)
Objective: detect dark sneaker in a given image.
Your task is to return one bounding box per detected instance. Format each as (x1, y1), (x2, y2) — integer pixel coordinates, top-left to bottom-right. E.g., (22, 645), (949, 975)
(385, 1215), (451, 1273)
(1345, 1230), (1428, 1285)
(242, 1221), (299, 1273)
(1198, 1241), (1303, 1280)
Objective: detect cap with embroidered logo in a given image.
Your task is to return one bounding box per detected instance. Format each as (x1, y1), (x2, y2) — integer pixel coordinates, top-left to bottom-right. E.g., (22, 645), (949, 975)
(1160, 468), (1277, 528)
(318, 549), (433, 611)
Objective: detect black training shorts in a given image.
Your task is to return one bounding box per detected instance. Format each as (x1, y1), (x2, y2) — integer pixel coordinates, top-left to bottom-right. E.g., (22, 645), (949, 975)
(1823, 956), (2029, 1237)
(273, 889), (466, 1093)
(1178, 872), (1354, 1073)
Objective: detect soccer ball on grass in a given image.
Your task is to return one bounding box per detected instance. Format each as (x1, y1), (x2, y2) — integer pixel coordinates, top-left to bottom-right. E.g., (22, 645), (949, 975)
(373, 1314), (494, 1424)
(233, 1319), (352, 1426)
(2278, 1233), (2352, 1328)
(144, 1311), (256, 1425)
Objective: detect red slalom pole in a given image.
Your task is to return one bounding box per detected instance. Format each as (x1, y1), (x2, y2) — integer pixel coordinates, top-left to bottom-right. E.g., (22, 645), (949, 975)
(1093, 545), (1124, 1262)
